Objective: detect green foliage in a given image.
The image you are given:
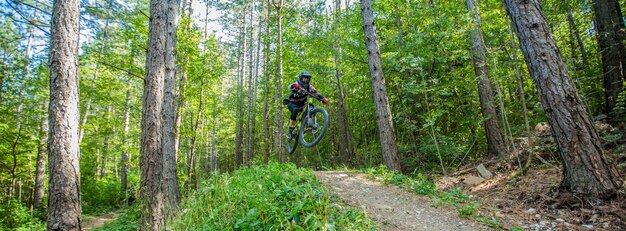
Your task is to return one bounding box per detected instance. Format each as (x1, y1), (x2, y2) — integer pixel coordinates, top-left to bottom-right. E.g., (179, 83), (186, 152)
(173, 162), (377, 230)
(81, 177), (125, 215)
(0, 201), (46, 231)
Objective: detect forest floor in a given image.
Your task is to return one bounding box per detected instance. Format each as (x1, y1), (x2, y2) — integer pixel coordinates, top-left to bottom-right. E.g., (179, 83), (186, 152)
(82, 212), (117, 230)
(317, 123), (625, 231)
(437, 123), (626, 231)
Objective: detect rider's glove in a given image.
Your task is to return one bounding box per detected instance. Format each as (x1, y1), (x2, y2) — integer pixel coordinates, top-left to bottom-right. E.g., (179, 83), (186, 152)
(322, 98), (329, 104)
(292, 83), (301, 91)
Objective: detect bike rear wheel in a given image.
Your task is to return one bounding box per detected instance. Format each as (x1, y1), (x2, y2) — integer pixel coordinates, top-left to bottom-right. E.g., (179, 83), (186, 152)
(299, 108), (329, 147)
(286, 126), (299, 154)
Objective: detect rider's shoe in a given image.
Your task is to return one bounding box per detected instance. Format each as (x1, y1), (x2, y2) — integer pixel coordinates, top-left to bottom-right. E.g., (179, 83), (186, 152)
(287, 127), (294, 139)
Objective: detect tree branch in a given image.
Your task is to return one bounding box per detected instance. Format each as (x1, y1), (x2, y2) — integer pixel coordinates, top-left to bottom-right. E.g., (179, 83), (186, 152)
(98, 61), (145, 80)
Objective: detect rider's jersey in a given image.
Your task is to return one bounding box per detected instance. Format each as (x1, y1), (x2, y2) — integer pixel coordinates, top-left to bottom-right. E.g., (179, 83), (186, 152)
(285, 79), (325, 104)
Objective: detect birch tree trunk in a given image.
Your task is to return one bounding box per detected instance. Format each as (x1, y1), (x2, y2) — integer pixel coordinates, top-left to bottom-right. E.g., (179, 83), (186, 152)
(593, 0), (626, 118)
(359, 0), (401, 172)
(503, 0), (622, 196)
(47, 0), (82, 228)
(466, 0), (507, 157)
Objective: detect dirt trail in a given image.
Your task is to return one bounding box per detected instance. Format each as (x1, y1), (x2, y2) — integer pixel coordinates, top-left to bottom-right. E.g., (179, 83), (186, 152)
(315, 171), (488, 231)
(81, 213), (116, 230)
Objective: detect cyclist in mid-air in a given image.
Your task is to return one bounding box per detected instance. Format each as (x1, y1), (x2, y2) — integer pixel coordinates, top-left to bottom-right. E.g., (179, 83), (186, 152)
(284, 71), (329, 138)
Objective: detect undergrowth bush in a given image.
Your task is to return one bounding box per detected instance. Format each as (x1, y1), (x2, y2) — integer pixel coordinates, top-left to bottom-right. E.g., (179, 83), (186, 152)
(81, 177), (125, 214)
(172, 162), (377, 230)
(0, 201), (46, 230)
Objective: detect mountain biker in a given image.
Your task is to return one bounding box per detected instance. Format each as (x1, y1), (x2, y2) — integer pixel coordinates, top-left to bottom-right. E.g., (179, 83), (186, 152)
(284, 71), (329, 138)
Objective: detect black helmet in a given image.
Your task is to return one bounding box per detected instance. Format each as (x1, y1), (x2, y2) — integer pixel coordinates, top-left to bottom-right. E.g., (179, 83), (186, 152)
(298, 71), (312, 80)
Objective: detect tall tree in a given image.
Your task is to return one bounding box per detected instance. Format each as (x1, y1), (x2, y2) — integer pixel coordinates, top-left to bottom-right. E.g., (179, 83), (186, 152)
(140, 0), (180, 228)
(235, 6), (248, 167)
(162, 0), (181, 216)
(249, 4), (262, 165)
(466, 0), (507, 157)
(121, 78), (131, 193)
(333, 0), (353, 166)
(262, 0), (272, 163)
(503, 0), (622, 196)
(507, 22), (530, 133)
(566, 12), (588, 66)
(272, 0), (285, 162)
(47, 0), (82, 229)
(593, 0), (626, 118)
(359, 0), (401, 172)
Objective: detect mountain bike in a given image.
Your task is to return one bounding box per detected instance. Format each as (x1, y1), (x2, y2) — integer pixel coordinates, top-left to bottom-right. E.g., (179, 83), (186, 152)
(285, 91), (329, 154)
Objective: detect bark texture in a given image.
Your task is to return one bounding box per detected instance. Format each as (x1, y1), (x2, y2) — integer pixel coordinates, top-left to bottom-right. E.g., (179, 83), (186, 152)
(503, 0), (622, 196)
(161, 0), (181, 216)
(47, 0), (82, 229)
(140, 0), (177, 228)
(593, 0), (626, 117)
(466, 0), (507, 157)
(360, 0), (402, 172)
(34, 106), (48, 210)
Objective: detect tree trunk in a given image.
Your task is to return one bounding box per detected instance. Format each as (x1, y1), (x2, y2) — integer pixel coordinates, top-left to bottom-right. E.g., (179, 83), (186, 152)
(507, 22), (530, 132)
(34, 103), (48, 210)
(263, 0), (272, 163)
(503, 0), (622, 196)
(47, 0), (82, 228)
(333, 0), (353, 166)
(273, 0), (285, 162)
(567, 13), (588, 66)
(235, 8), (248, 168)
(593, 0), (626, 118)
(140, 0), (180, 228)
(162, 0), (181, 217)
(186, 88), (203, 191)
(466, 0), (507, 157)
(359, 0), (401, 172)
(100, 106), (112, 178)
(249, 9), (262, 165)
(121, 78), (131, 193)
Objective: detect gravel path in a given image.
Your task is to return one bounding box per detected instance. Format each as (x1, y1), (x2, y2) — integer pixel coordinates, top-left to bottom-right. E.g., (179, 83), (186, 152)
(315, 171), (489, 231)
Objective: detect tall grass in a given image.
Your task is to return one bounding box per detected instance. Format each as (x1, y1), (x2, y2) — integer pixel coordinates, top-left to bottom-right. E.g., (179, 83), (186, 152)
(172, 162), (377, 230)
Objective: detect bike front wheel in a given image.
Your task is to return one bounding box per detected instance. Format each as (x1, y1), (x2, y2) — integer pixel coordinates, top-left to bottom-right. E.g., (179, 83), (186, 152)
(299, 108), (329, 147)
